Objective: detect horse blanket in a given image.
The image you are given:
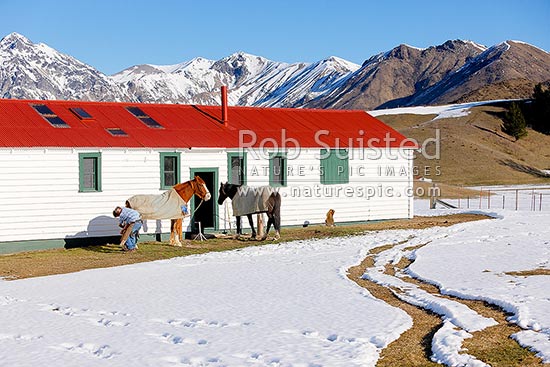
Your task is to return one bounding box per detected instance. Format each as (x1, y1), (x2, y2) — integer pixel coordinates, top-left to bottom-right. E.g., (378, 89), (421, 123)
(232, 186), (277, 216)
(127, 189), (188, 220)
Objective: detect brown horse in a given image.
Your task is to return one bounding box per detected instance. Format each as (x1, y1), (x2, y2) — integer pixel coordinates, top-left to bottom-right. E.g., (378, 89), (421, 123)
(126, 176), (211, 246)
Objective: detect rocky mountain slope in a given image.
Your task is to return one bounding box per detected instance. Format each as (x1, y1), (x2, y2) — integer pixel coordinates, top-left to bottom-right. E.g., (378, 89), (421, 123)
(0, 33), (129, 101)
(1, 32), (549, 109)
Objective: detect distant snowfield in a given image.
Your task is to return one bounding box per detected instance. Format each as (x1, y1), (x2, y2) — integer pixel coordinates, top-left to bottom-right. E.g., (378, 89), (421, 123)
(1, 201), (549, 366)
(368, 100), (512, 120)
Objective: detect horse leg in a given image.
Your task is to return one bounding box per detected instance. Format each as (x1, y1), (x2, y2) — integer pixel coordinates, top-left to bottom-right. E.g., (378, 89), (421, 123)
(247, 214), (256, 239)
(236, 216), (242, 235)
(273, 213), (281, 240)
(273, 195), (281, 240)
(176, 219), (183, 246)
(170, 219), (182, 247)
(169, 220), (175, 246)
(261, 215), (274, 240)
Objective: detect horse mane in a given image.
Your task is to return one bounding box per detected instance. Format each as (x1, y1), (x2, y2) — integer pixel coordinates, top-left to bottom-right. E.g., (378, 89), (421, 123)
(223, 183), (242, 200)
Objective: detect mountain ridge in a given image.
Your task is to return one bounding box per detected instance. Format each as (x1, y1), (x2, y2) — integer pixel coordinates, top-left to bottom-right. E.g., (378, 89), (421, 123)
(1, 32), (549, 109)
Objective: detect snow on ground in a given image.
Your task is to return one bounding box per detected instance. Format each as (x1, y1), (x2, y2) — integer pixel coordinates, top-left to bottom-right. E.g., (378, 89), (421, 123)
(0, 234), (413, 367)
(368, 100), (513, 120)
(1, 195), (549, 366)
(412, 201), (550, 363)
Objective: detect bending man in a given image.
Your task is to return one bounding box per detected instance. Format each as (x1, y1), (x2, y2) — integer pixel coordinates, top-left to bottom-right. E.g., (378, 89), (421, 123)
(113, 206), (142, 251)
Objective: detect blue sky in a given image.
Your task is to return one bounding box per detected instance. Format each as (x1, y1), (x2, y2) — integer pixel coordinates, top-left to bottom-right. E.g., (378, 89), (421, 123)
(1, 0), (548, 75)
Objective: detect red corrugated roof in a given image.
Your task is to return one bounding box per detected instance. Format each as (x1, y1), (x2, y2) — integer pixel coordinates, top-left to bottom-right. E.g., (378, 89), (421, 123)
(0, 99), (417, 149)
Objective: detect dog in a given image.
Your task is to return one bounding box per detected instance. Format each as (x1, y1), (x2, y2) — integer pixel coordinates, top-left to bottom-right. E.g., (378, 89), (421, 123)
(325, 209), (335, 227)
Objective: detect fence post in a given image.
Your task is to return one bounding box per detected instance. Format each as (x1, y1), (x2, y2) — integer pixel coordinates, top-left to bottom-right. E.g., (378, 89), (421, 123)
(540, 193), (543, 211)
(479, 188), (483, 209)
(515, 189), (519, 211)
(502, 195), (505, 209)
(467, 196), (470, 209)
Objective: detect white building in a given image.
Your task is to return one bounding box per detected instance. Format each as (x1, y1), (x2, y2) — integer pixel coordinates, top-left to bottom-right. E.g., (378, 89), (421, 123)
(0, 92), (416, 253)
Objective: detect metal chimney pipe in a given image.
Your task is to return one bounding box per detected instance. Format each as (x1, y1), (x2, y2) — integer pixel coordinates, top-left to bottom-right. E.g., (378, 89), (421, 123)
(221, 86), (228, 126)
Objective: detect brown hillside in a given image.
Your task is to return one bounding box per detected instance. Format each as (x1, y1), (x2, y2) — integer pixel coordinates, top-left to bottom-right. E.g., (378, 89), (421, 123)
(377, 105), (550, 185)
(307, 40), (482, 110)
(429, 41), (550, 106)
(454, 78), (541, 104)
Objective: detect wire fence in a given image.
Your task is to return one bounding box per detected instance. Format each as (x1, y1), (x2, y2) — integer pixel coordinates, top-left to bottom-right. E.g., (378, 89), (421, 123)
(434, 187), (550, 212)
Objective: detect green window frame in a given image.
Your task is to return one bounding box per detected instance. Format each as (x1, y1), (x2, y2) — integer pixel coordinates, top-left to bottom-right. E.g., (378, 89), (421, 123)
(320, 149), (349, 185)
(78, 152), (102, 192)
(269, 152), (287, 187)
(227, 152), (247, 185)
(160, 152), (181, 189)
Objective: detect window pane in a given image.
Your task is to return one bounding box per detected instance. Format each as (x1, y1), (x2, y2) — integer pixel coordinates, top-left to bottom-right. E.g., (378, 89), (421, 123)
(83, 157), (96, 189)
(164, 172), (175, 187)
(126, 107), (163, 128)
(46, 116), (69, 126)
(273, 157), (281, 182)
(70, 107), (93, 119)
(271, 156), (285, 185)
(31, 104), (70, 128)
(33, 104), (53, 115)
(164, 156), (175, 172)
(231, 156), (243, 185)
(164, 156), (176, 187)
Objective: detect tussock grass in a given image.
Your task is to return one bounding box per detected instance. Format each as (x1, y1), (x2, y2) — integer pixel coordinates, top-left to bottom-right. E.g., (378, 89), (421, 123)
(505, 269), (550, 277)
(378, 105), (550, 186)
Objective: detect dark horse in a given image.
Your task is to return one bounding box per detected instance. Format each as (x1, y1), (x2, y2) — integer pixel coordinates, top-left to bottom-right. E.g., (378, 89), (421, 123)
(218, 182), (281, 240)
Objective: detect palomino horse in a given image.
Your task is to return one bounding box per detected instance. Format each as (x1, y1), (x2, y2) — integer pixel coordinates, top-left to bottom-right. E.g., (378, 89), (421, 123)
(218, 182), (281, 240)
(126, 176), (211, 246)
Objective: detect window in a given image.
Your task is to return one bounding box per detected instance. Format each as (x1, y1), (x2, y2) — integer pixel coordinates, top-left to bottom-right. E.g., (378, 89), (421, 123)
(227, 152), (246, 185)
(126, 106), (163, 128)
(160, 152), (180, 189)
(31, 104), (70, 128)
(269, 153), (287, 187)
(69, 107), (93, 120)
(320, 149), (349, 185)
(79, 153), (102, 192)
(106, 128), (128, 136)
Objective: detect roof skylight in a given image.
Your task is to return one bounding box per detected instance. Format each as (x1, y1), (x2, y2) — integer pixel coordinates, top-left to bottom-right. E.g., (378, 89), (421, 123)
(125, 106), (163, 129)
(70, 107), (93, 120)
(106, 128), (128, 136)
(30, 104), (70, 128)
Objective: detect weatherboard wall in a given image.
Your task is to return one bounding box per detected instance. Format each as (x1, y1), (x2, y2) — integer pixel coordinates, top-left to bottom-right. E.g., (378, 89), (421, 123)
(238, 148), (414, 227)
(0, 147), (413, 246)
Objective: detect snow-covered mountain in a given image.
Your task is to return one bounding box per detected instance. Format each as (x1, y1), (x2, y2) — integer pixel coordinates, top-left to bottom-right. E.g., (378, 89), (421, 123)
(0, 32), (360, 107)
(1, 32), (549, 110)
(112, 52), (359, 107)
(0, 32), (130, 101)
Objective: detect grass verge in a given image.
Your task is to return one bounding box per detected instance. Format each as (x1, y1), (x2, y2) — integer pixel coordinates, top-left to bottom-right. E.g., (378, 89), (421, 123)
(1, 214), (486, 281)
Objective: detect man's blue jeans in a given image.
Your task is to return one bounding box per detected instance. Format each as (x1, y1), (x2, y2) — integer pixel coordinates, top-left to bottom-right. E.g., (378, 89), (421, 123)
(125, 221), (142, 250)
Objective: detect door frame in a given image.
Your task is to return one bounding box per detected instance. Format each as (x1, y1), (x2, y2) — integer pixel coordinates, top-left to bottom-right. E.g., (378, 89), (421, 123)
(190, 167), (219, 230)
